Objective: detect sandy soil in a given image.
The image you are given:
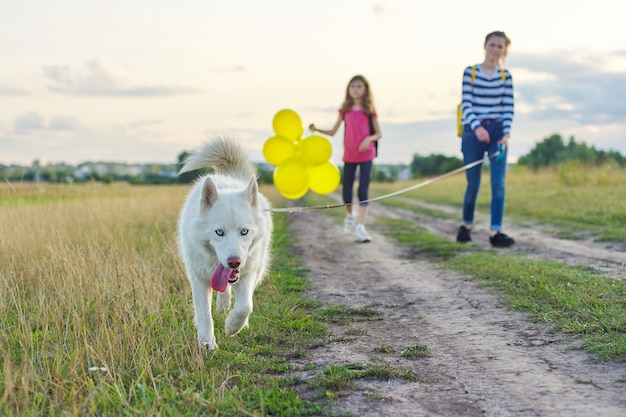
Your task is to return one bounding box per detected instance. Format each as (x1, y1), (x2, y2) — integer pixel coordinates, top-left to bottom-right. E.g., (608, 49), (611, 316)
(284, 196), (626, 417)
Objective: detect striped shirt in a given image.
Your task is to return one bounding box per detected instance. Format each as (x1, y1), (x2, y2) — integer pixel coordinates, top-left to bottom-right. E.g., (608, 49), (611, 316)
(461, 65), (514, 134)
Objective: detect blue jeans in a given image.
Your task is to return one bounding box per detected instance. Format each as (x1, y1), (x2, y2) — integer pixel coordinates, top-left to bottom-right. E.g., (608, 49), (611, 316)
(460, 122), (508, 231)
(342, 161), (373, 207)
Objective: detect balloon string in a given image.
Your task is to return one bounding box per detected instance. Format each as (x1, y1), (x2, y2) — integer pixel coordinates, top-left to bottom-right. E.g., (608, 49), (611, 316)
(268, 149), (501, 213)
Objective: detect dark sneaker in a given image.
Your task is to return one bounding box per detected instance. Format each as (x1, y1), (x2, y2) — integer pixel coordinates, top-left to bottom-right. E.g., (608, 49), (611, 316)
(490, 232), (515, 248)
(456, 226), (471, 243)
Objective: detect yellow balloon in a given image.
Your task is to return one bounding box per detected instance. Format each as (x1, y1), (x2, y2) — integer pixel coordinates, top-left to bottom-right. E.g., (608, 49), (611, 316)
(263, 135), (297, 166)
(272, 109), (303, 140)
(309, 161), (340, 195)
(300, 135), (332, 166)
(273, 156), (309, 196)
(293, 137), (303, 150)
(281, 187), (308, 200)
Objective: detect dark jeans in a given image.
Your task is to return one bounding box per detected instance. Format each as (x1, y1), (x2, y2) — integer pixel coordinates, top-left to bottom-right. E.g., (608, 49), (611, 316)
(460, 121), (508, 231)
(342, 161), (373, 207)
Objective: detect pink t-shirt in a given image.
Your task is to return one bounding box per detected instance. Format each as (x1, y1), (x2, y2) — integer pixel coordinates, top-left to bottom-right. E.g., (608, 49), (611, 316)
(339, 108), (377, 163)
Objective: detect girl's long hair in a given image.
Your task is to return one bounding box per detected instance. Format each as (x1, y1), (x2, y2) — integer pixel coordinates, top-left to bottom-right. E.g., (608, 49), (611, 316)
(340, 75), (374, 115)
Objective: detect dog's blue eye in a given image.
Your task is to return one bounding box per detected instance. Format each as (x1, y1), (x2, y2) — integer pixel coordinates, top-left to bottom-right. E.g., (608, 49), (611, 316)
(241, 229), (249, 236)
(215, 229), (224, 237)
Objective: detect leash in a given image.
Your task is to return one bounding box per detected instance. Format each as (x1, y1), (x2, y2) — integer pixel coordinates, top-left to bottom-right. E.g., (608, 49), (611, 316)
(268, 146), (504, 213)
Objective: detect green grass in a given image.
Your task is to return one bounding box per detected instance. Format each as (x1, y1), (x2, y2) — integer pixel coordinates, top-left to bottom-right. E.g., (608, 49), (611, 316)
(311, 362), (418, 398)
(400, 345), (431, 359)
(313, 305), (383, 325)
(378, 218), (464, 260)
(344, 328), (368, 336)
(380, 217), (626, 362)
(374, 345), (395, 354)
(370, 163), (626, 242)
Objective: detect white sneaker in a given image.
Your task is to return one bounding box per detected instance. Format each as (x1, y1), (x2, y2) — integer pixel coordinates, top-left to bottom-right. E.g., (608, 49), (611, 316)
(343, 214), (356, 235)
(354, 225), (371, 243)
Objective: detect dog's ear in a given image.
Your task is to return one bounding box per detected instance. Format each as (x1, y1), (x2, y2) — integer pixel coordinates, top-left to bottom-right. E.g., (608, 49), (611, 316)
(201, 177), (219, 208)
(245, 175), (258, 208)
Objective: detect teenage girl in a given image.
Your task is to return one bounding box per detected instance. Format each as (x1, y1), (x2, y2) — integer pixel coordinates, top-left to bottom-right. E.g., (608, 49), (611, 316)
(457, 31), (515, 247)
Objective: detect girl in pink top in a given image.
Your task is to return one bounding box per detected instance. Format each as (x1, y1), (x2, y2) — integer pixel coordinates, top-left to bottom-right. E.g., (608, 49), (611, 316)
(309, 75), (382, 243)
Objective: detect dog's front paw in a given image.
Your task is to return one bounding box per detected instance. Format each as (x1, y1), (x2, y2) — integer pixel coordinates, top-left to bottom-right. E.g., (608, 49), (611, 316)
(225, 315), (249, 336)
(216, 290), (231, 313)
(198, 337), (218, 351)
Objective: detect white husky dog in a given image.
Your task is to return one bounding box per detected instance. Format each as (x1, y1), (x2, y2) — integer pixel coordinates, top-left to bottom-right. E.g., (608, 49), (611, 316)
(177, 137), (273, 350)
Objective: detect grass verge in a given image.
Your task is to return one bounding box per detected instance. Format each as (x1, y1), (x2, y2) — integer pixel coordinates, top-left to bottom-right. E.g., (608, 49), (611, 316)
(378, 217), (626, 362)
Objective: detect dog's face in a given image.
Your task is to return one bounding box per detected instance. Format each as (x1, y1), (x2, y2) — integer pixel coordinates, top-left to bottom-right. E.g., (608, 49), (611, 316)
(197, 175), (261, 274)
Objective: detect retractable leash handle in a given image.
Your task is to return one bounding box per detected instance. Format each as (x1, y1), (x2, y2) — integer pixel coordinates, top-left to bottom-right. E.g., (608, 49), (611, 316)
(492, 143), (506, 162)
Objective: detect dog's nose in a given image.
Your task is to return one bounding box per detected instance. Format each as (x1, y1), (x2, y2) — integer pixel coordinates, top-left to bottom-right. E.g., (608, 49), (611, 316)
(227, 257), (241, 269)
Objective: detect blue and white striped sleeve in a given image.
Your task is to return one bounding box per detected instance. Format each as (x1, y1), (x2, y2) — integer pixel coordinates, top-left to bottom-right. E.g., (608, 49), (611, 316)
(501, 70), (514, 135)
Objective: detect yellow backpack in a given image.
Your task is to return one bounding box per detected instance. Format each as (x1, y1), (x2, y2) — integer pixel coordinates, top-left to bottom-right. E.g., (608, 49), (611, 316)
(457, 66), (506, 137)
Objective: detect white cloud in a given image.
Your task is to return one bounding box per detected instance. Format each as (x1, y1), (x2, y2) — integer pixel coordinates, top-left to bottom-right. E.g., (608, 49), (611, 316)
(0, 85), (29, 95)
(511, 50), (626, 125)
(12, 112), (81, 133)
(208, 65), (248, 74)
(50, 116), (81, 131)
(373, 0), (415, 22)
(43, 59), (200, 97)
(14, 112), (45, 132)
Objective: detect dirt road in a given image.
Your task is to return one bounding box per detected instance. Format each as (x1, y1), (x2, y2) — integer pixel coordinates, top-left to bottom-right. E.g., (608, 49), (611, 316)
(286, 198), (626, 417)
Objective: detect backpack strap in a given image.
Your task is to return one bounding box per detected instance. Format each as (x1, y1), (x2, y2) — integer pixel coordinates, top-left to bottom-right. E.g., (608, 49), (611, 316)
(368, 114), (378, 156)
(472, 66), (506, 84)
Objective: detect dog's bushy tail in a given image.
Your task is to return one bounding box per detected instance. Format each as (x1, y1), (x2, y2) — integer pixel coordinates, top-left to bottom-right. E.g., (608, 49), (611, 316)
(178, 136), (257, 180)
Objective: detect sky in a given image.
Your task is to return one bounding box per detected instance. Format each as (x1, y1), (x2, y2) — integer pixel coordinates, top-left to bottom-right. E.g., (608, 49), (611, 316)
(1, 0), (625, 167)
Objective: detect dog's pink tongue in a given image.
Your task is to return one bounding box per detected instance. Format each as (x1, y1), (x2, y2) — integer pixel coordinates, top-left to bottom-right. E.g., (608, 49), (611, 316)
(211, 264), (237, 292)
(210, 264), (229, 292)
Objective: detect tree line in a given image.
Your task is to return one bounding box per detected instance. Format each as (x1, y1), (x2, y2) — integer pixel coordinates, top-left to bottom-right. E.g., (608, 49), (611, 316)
(517, 133), (625, 169)
(409, 133), (625, 178)
(2, 133), (623, 184)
